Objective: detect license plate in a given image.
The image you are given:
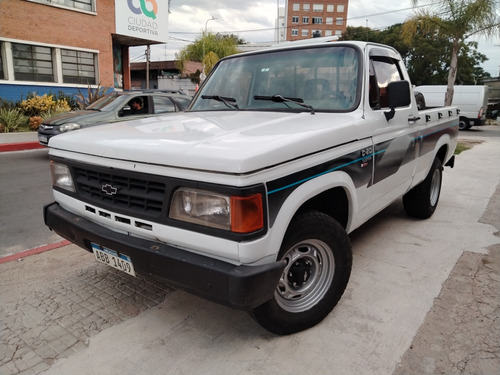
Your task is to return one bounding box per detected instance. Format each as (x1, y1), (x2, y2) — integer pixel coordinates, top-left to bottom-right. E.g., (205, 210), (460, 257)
(38, 135), (48, 143)
(91, 243), (136, 277)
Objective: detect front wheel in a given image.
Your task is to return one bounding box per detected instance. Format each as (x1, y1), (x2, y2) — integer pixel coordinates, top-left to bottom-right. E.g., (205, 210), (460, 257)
(250, 211), (352, 335)
(403, 157), (443, 219)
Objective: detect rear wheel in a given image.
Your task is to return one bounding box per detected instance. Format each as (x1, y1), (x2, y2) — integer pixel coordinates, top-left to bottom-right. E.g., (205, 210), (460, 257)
(459, 117), (471, 130)
(250, 211), (352, 335)
(403, 157), (443, 219)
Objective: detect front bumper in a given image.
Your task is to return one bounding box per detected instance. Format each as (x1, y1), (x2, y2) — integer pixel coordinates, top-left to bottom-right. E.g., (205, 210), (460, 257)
(37, 130), (56, 146)
(44, 202), (284, 310)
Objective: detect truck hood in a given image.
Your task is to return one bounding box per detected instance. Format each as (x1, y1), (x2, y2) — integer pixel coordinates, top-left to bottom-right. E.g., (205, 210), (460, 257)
(49, 111), (361, 174)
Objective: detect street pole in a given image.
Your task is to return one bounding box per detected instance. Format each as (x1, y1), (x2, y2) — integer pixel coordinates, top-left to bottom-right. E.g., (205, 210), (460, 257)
(146, 45), (150, 90)
(203, 16), (216, 61)
(202, 16), (216, 82)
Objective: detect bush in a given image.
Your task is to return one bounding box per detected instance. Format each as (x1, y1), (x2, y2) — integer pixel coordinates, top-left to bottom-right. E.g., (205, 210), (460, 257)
(0, 98), (16, 110)
(18, 94), (72, 119)
(52, 90), (79, 110)
(19, 94), (56, 116)
(0, 108), (29, 133)
(29, 116), (43, 131)
(76, 82), (111, 109)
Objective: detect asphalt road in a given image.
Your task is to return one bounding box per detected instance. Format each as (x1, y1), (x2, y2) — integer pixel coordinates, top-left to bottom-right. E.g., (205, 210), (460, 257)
(0, 148), (61, 257)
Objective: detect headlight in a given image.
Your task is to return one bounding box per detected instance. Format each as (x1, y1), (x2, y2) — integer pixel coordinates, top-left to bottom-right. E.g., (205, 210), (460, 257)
(169, 187), (263, 233)
(50, 161), (75, 192)
(59, 122), (81, 133)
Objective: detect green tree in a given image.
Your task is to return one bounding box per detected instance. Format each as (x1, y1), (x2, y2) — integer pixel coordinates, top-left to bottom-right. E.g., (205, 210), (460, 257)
(402, 0), (500, 105)
(341, 24), (488, 86)
(176, 31), (242, 77)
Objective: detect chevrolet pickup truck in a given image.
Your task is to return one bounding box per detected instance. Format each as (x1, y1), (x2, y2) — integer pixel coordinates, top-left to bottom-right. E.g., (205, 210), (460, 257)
(44, 38), (458, 335)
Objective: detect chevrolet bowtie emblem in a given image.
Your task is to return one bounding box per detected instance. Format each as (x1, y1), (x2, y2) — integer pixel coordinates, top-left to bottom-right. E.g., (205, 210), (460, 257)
(101, 184), (118, 196)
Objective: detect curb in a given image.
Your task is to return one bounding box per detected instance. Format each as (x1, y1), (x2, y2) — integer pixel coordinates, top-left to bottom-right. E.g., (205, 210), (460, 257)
(0, 142), (46, 152)
(0, 240), (71, 264)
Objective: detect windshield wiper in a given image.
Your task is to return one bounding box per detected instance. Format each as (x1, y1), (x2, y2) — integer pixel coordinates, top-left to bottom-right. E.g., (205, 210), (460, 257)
(254, 95), (315, 115)
(201, 95), (239, 109)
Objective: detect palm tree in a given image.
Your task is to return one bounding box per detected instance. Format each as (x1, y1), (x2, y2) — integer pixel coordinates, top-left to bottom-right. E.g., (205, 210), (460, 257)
(402, 0), (500, 105)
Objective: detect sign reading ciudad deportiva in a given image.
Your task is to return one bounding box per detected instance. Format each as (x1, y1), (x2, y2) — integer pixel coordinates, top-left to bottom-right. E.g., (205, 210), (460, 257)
(115, 0), (168, 43)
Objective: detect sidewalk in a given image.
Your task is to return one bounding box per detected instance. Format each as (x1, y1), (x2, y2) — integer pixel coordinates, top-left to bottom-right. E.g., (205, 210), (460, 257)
(0, 132), (46, 152)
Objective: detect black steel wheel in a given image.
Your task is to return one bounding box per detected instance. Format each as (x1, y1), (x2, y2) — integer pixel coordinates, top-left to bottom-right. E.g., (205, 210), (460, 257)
(403, 157), (443, 219)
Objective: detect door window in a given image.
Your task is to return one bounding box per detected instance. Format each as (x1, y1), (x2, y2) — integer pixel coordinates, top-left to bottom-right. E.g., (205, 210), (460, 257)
(153, 96), (176, 114)
(369, 57), (404, 109)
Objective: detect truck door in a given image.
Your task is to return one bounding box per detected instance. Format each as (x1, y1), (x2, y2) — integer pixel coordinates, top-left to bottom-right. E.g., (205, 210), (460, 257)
(367, 51), (419, 207)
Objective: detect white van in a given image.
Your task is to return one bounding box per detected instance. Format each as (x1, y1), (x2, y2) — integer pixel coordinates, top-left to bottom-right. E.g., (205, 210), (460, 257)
(415, 85), (488, 130)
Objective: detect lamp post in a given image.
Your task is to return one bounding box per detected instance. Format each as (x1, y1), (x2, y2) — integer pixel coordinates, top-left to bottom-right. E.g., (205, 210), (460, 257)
(201, 16), (217, 82)
(203, 16), (217, 60)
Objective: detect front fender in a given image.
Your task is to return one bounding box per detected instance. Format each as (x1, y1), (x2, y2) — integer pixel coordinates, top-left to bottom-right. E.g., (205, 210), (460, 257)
(238, 171), (358, 264)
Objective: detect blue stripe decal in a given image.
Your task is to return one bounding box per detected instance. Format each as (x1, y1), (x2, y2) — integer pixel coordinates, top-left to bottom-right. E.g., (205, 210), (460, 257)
(268, 149), (386, 195)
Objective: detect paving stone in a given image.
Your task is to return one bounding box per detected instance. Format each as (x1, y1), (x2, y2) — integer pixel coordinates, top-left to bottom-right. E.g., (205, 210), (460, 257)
(0, 262), (172, 375)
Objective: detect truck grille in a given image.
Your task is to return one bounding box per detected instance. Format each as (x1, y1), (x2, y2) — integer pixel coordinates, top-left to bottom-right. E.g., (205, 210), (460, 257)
(73, 167), (166, 217)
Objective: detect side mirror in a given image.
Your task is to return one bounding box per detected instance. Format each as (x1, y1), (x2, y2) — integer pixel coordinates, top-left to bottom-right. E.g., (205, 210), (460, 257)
(384, 81), (411, 121)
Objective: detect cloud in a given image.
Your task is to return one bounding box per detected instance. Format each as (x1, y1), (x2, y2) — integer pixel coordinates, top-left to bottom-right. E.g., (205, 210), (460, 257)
(132, 1), (498, 76)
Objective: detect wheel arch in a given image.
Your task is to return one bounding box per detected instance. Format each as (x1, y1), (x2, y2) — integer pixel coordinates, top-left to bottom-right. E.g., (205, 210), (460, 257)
(265, 171), (357, 260)
(295, 187), (349, 229)
(436, 143), (448, 165)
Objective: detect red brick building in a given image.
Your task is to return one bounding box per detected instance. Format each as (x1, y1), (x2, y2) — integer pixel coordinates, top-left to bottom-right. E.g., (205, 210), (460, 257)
(0, 0), (167, 101)
(285, 0), (349, 41)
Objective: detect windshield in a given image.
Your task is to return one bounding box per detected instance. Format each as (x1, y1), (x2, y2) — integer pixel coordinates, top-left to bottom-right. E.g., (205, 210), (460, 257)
(86, 93), (121, 110)
(190, 45), (360, 112)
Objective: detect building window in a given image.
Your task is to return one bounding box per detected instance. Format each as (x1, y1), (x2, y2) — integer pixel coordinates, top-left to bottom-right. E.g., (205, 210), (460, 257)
(293, 3), (300, 11)
(62, 49), (96, 84)
(313, 4), (324, 12)
(0, 43), (4, 80)
(12, 43), (54, 82)
(291, 29), (299, 36)
(28, 0), (95, 12)
(303, 3), (310, 11)
(326, 17), (333, 25)
(337, 5), (345, 13)
(303, 16), (309, 24)
(336, 17), (344, 25)
(325, 30), (333, 36)
(292, 16), (299, 23)
(302, 29), (309, 36)
(327, 4), (334, 12)
(335, 30), (343, 36)
(312, 17), (323, 24)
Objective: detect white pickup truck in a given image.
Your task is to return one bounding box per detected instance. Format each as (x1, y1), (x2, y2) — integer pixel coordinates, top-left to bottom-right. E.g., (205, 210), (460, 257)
(44, 38), (458, 334)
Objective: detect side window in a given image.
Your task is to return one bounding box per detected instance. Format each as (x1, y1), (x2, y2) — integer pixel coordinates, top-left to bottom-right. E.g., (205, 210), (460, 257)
(369, 57), (403, 109)
(121, 96), (149, 117)
(153, 96), (176, 114)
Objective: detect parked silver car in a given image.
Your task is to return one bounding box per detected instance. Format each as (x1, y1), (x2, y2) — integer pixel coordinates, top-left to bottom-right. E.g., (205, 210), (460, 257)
(38, 90), (192, 145)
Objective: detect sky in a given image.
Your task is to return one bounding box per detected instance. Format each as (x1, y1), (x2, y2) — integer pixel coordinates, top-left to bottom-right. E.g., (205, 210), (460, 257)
(130, 0), (500, 77)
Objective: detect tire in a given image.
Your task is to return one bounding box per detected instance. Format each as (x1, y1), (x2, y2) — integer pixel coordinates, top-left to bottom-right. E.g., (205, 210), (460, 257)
(458, 117), (471, 131)
(403, 157), (443, 219)
(250, 211), (352, 335)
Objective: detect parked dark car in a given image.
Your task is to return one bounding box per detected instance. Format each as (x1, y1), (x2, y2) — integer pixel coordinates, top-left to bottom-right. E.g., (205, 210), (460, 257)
(38, 90), (192, 146)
